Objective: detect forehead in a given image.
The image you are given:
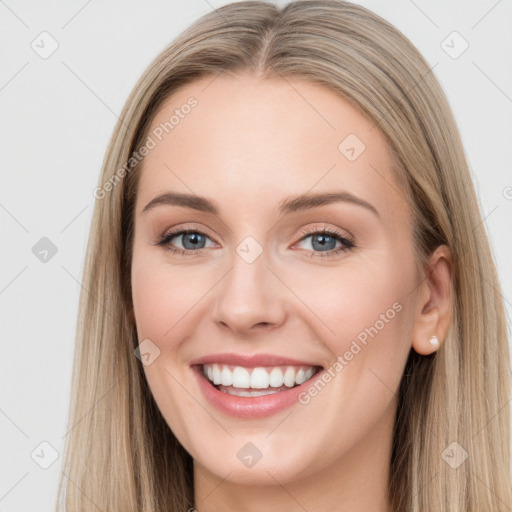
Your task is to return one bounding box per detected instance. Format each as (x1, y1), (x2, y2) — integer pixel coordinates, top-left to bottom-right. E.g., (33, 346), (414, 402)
(135, 73), (407, 220)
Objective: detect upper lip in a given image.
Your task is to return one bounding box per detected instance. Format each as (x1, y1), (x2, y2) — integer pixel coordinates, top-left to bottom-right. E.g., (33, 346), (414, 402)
(189, 352), (323, 368)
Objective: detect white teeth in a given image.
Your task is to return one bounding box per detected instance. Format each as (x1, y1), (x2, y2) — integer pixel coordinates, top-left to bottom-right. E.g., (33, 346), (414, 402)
(202, 363), (318, 390)
(269, 367), (284, 387)
(283, 367), (296, 387)
(295, 368), (306, 385)
(220, 366), (233, 386)
(232, 366), (250, 388)
(295, 368), (314, 385)
(212, 364), (222, 385)
(250, 367), (269, 389)
(220, 388), (279, 397)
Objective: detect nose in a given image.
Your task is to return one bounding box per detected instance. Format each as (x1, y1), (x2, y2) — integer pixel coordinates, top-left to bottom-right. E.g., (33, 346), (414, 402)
(210, 249), (287, 335)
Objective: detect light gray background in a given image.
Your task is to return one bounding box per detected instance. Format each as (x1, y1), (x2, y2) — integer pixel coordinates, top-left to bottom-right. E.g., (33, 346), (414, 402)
(0, 1), (511, 510)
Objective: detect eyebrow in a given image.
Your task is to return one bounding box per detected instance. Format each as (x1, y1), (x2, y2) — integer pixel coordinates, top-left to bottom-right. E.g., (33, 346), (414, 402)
(141, 191), (380, 218)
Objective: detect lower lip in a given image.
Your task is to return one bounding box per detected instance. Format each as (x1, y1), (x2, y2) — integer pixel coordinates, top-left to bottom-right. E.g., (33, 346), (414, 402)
(192, 365), (319, 419)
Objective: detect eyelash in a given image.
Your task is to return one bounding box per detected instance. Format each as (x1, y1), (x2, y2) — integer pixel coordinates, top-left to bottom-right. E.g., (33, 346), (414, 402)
(156, 226), (355, 259)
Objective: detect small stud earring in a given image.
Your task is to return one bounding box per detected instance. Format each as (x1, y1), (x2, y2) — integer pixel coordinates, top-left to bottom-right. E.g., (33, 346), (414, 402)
(429, 335), (440, 348)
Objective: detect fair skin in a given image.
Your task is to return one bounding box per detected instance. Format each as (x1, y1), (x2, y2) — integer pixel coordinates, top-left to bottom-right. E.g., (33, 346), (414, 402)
(130, 72), (452, 512)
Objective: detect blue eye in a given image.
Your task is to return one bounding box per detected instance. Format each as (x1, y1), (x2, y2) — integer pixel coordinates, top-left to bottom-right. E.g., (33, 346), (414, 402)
(175, 232), (206, 250)
(157, 230), (215, 254)
(156, 227), (355, 258)
(294, 228), (355, 258)
(299, 233), (343, 252)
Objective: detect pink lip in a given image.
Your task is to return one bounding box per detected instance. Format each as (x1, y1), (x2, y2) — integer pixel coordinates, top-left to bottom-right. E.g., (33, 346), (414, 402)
(189, 352), (320, 368)
(190, 358), (323, 419)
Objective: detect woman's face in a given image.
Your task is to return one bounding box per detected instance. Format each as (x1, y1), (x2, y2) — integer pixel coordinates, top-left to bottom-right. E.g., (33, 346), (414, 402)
(131, 73), (421, 486)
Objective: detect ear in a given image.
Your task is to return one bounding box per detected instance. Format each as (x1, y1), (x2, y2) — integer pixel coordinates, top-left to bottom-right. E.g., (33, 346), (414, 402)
(411, 244), (453, 355)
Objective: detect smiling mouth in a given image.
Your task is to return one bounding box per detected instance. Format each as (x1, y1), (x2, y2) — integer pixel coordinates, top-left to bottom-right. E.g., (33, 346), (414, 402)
(199, 363), (322, 397)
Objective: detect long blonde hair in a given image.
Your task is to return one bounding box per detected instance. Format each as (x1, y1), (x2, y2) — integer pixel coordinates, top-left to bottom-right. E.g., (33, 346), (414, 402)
(56, 1), (512, 510)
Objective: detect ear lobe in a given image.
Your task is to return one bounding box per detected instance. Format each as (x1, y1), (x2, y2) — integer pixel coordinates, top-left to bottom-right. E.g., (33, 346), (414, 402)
(411, 244), (453, 355)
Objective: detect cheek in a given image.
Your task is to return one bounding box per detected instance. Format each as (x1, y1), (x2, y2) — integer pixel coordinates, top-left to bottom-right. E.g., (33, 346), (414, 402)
(130, 249), (211, 451)
(277, 249), (415, 395)
(287, 255), (410, 340)
(131, 249), (210, 343)
(283, 254), (414, 444)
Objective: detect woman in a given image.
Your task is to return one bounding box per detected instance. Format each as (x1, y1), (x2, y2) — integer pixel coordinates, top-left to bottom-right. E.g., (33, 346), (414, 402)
(56, 1), (512, 511)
